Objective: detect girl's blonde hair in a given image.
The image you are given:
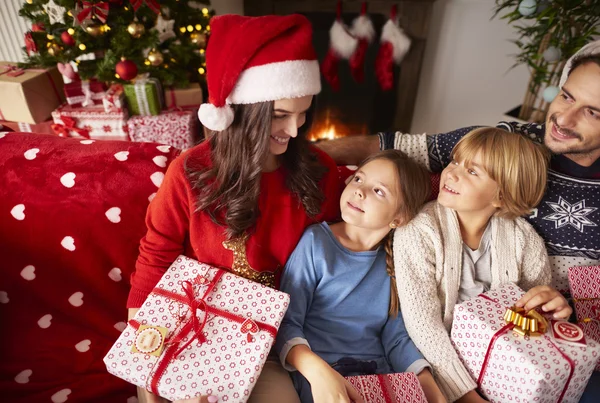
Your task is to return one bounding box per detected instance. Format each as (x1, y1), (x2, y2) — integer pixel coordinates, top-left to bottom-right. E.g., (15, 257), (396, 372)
(357, 150), (431, 317)
(451, 127), (550, 219)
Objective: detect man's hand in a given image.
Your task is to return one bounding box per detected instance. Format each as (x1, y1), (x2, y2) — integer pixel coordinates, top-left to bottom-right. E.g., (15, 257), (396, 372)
(516, 285), (572, 319)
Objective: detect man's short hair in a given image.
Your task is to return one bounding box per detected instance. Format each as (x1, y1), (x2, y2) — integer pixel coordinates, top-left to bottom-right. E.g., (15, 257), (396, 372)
(568, 54), (600, 77)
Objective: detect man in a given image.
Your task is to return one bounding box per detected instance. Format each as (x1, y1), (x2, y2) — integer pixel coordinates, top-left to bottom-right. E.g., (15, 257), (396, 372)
(318, 40), (600, 403)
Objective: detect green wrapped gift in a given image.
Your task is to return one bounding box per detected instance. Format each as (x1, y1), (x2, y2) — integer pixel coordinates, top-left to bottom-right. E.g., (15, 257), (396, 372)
(124, 77), (163, 116)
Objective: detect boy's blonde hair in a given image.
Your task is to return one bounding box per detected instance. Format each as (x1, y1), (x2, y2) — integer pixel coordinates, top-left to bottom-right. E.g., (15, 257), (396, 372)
(451, 127), (550, 219)
(358, 150), (431, 317)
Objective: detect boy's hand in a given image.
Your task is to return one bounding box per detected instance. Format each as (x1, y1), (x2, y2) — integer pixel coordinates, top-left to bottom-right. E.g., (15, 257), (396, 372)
(516, 285), (572, 319)
(308, 365), (363, 403)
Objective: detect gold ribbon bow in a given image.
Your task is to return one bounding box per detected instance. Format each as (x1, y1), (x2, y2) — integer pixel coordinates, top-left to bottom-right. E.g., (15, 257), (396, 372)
(504, 306), (548, 336)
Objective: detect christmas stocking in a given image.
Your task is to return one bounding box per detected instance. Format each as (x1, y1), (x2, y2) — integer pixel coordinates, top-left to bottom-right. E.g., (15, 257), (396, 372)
(321, 1), (357, 91)
(349, 2), (375, 83)
(375, 5), (411, 91)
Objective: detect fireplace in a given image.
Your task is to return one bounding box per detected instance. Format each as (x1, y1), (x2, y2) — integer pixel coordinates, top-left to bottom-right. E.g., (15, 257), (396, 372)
(245, 0), (437, 140)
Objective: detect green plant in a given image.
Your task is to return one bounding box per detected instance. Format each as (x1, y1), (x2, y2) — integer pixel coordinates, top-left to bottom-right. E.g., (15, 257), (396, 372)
(493, 0), (600, 123)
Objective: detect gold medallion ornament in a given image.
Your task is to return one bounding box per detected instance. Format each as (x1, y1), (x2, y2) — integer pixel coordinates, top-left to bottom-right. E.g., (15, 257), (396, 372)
(147, 49), (164, 66)
(132, 325), (168, 356)
(84, 23), (104, 37)
(47, 42), (62, 56)
(127, 21), (145, 38)
(223, 233), (275, 288)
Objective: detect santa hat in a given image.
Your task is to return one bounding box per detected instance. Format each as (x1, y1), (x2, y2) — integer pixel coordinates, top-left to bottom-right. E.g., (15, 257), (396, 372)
(559, 39), (600, 88)
(198, 14), (321, 131)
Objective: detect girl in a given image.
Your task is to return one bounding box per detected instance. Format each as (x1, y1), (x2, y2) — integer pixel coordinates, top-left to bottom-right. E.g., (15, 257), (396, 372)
(275, 150), (446, 403)
(127, 14), (341, 403)
(393, 127), (572, 403)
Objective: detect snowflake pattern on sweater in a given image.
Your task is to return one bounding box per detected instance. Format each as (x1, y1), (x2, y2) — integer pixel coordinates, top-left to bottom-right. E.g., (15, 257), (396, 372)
(380, 122), (600, 293)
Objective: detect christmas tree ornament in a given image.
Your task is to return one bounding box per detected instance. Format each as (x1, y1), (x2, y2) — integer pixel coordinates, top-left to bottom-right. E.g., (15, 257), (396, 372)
(375, 5), (411, 91)
(116, 58), (138, 80)
(542, 86), (560, 103)
(61, 31), (76, 46)
(543, 46), (561, 63)
(32, 22), (45, 32)
(47, 42), (62, 56)
(147, 49), (164, 66)
(153, 13), (176, 43)
(24, 32), (38, 55)
(190, 32), (206, 47)
(127, 21), (145, 38)
(85, 23), (104, 37)
(57, 62), (81, 83)
(518, 0), (537, 16)
(349, 2), (375, 83)
(43, 0), (66, 25)
(76, 1), (109, 25)
(130, 0), (161, 14)
(321, 1), (358, 91)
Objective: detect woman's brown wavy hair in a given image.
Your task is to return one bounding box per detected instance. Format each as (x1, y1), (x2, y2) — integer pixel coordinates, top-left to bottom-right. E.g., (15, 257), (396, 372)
(185, 101), (327, 239)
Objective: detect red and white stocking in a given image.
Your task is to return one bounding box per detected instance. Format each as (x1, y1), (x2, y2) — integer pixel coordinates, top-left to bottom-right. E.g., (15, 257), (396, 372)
(349, 2), (375, 83)
(375, 5), (411, 91)
(321, 1), (357, 91)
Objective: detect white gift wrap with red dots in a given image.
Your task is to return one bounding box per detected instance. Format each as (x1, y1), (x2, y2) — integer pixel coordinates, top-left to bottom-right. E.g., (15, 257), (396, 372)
(450, 283), (600, 403)
(103, 256), (290, 402)
(345, 373), (427, 403)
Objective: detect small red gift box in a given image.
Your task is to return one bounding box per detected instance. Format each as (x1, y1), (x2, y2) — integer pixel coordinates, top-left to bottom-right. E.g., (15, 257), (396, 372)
(451, 283), (600, 403)
(568, 265), (600, 371)
(64, 79), (107, 108)
(103, 84), (125, 112)
(345, 373), (427, 403)
(127, 110), (196, 149)
(104, 256), (290, 402)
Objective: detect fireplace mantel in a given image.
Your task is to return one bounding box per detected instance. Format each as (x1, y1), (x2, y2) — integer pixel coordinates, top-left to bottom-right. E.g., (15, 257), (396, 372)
(244, 0), (438, 132)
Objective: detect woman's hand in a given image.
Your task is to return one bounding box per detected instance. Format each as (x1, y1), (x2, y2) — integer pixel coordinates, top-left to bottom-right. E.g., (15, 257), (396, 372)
(516, 285), (572, 319)
(306, 364), (363, 403)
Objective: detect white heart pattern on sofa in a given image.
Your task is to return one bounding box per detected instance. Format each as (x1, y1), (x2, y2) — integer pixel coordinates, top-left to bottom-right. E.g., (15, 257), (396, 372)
(24, 148), (39, 160)
(14, 369), (32, 384)
(105, 207), (121, 223)
(0, 291), (8, 304)
(60, 173), (76, 188)
(20, 265), (36, 281)
(51, 388), (71, 403)
(114, 151), (129, 161)
(68, 292), (84, 307)
(38, 314), (52, 329)
(156, 145), (171, 153)
(150, 172), (164, 188)
(61, 236), (76, 251)
(152, 155), (167, 168)
(108, 268), (122, 282)
(75, 339), (91, 353)
(11, 204), (25, 220)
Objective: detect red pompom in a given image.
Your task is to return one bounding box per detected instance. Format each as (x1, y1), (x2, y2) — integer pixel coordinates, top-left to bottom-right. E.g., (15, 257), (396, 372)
(61, 31), (76, 47)
(115, 59), (138, 81)
(31, 22), (45, 32)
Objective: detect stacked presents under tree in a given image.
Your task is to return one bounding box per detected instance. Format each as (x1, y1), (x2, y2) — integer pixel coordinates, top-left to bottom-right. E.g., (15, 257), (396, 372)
(0, 62), (201, 150)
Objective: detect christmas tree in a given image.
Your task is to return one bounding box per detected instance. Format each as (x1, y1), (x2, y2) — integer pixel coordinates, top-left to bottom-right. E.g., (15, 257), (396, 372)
(493, 0), (600, 123)
(19, 0), (214, 87)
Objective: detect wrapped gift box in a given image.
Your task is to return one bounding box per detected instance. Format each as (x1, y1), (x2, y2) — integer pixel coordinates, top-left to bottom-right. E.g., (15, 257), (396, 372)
(124, 77), (163, 116)
(51, 104), (129, 141)
(451, 283), (600, 403)
(103, 84), (125, 112)
(64, 79), (107, 107)
(569, 265), (600, 370)
(0, 119), (54, 135)
(127, 110), (196, 149)
(345, 373), (427, 403)
(0, 62), (65, 124)
(164, 83), (203, 111)
(104, 256), (290, 402)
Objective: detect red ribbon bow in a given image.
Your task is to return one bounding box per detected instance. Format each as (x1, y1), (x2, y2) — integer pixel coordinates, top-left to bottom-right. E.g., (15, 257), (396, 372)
(24, 32), (38, 56)
(77, 1), (109, 24)
(130, 0), (160, 14)
(0, 65), (24, 77)
(51, 116), (90, 139)
(167, 281), (209, 358)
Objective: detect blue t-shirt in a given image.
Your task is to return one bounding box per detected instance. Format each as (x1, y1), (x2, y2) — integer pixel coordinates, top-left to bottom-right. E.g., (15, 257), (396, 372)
(274, 222), (428, 375)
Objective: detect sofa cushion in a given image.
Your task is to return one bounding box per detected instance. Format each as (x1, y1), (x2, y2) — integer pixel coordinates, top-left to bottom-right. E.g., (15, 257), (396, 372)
(0, 132), (180, 402)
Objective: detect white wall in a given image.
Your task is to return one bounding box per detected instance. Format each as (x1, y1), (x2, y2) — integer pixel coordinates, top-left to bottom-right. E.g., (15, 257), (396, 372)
(410, 0), (530, 134)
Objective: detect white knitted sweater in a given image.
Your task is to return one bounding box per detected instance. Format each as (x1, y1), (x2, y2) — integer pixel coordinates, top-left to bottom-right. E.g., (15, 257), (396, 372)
(393, 201), (551, 402)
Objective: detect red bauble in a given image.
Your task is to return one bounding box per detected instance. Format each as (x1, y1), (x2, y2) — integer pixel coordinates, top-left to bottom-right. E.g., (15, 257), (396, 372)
(61, 31), (76, 47)
(32, 22), (45, 32)
(115, 59), (138, 80)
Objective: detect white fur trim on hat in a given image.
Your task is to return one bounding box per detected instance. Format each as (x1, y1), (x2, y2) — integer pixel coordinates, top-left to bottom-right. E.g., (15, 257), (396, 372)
(198, 103), (235, 131)
(330, 20), (358, 59)
(559, 40), (600, 88)
(381, 19), (411, 64)
(351, 15), (375, 42)
(227, 59), (321, 105)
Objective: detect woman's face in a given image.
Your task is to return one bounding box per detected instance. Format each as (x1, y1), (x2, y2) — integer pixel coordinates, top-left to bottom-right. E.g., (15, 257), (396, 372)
(269, 95), (313, 156)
